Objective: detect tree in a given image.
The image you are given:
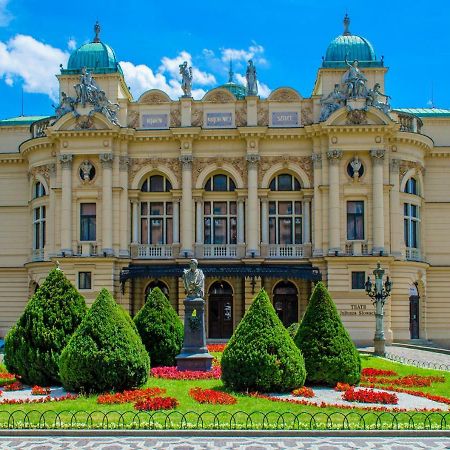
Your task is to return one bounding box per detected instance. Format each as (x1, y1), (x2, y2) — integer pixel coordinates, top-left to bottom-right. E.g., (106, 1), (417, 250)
(221, 289), (306, 392)
(4, 268), (87, 385)
(134, 287), (183, 367)
(59, 288), (150, 393)
(294, 282), (361, 385)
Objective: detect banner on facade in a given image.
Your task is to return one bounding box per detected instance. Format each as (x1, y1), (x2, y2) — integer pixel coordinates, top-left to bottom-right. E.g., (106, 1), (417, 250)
(141, 113), (169, 129)
(205, 112), (233, 128)
(271, 111), (299, 127)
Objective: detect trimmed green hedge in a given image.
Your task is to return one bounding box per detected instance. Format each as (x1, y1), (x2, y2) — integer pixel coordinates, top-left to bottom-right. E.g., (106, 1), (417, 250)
(221, 289), (306, 392)
(134, 287), (183, 367)
(4, 268), (86, 385)
(59, 288), (150, 393)
(294, 282), (361, 386)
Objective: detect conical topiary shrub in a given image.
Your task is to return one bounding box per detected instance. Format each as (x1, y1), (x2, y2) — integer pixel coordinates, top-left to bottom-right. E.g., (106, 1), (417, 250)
(134, 287), (183, 367)
(221, 289), (306, 392)
(59, 288), (150, 393)
(294, 282), (361, 386)
(4, 268), (87, 385)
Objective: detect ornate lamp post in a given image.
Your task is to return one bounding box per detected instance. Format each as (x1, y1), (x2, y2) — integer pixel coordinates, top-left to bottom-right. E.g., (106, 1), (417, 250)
(365, 262), (392, 355)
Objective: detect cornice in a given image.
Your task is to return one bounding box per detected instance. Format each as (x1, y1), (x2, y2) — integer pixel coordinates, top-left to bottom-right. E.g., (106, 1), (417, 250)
(0, 154), (24, 164)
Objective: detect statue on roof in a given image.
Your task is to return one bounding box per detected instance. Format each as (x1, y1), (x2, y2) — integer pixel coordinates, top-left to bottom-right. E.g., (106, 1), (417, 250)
(179, 61), (193, 97)
(342, 57), (367, 98)
(53, 92), (76, 120)
(366, 83), (391, 114)
(246, 60), (258, 96)
(320, 84), (346, 121)
(93, 90), (120, 125)
(74, 67), (103, 107)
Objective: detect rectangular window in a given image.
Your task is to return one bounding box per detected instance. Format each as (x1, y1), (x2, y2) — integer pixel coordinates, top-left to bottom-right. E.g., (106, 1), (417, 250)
(78, 272), (92, 290)
(351, 271), (366, 290)
(33, 205), (46, 250)
(80, 203), (96, 241)
(404, 203), (420, 249)
(347, 201), (364, 240)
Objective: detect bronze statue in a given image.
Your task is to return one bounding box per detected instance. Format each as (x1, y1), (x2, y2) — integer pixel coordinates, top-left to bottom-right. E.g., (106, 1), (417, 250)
(182, 259), (205, 299)
(179, 61), (193, 97)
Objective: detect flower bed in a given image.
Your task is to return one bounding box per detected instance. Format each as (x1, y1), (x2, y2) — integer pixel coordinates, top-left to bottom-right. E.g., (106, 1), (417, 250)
(2, 381), (23, 391)
(151, 366), (221, 380)
(361, 374), (445, 387)
(0, 372), (16, 386)
(292, 386), (314, 398)
(97, 387), (166, 405)
(0, 393), (78, 405)
(189, 387), (236, 405)
(361, 368), (397, 377)
(31, 386), (51, 396)
(334, 383), (352, 392)
(134, 396), (178, 411)
(207, 344), (227, 353)
(342, 388), (398, 405)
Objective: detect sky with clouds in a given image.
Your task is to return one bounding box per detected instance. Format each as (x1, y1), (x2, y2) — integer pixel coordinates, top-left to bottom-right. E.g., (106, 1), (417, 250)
(0, 0), (449, 118)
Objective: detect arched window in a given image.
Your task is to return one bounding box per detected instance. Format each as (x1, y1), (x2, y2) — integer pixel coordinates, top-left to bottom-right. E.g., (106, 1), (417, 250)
(140, 175), (173, 245)
(34, 181), (46, 199)
(273, 281), (298, 327)
(205, 174), (236, 192)
(141, 174), (172, 192)
(404, 177), (418, 195)
(269, 174), (301, 191)
(145, 280), (169, 301)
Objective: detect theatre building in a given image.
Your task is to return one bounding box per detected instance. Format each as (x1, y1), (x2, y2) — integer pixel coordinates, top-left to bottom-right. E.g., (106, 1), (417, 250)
(1, 17), (450, 347)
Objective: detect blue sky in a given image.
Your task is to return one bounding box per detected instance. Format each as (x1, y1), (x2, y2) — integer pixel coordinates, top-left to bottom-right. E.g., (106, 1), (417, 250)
(0, 0), (449, 119)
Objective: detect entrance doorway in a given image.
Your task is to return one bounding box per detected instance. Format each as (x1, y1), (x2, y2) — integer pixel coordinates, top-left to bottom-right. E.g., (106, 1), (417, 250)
(208, 281), (233, 339)
(409, 285), (420, 339)
(273, 281), (298, 327)
(145, 280), (170, 302)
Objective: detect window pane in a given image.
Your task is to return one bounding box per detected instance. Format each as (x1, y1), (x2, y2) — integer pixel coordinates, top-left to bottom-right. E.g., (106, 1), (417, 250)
(352, 272), (365, 289)
(141, 218), (148, 244)
(269, 178), (276, 191)
(269, 201), (276, 215)
(230, 217), (237, 244)
(355, 215), (364, 239)
(166, 218), (173, 244)
(279, 217), (293, 244)
(213, 218), (227, 244)
(204, 218), (211, 244)
(347, 214), (356, 240)
(278, 201), (292, 215)
(166, 202), (173, 215)
(229, 201), (237, 215)
(229, 178), (236, 191)
(204, 202), (211, 215)
(278, 174), (293, 191)
(404, 218), (409, 246)
(213, 202), (227, 215)
(150, 218), (163, 244)
(42, 206), (46, 219)
(205, 178), (212, 191)
(42, 221), (46, 247)
(81, 203), (96, 215)
(411, 205), (418, 217)
(295, 218), (302, 244)
(79, 272), (92, 290)
(149, 175), (164, 192)
(34, 207), (40, 220)
(166, 179), (172, 192)
(150, 202), (164, 215)
(141, 179), (148, 192)
(141, 202), (148, 215)
(34, 224), (40, 250)
(293, 177), (301, 191)
(213, 174), (227, 191)
(269, 217), (276, 244)
(412, 221), (418, 248)
(404, 203), (409, 216)
(295, 201), (302, 215)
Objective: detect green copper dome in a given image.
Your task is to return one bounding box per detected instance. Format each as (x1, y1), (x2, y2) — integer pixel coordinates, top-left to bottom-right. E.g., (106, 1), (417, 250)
(62, 22), (122, 75)
(323, 15), (383, 68)
(218, 62), (247, 99)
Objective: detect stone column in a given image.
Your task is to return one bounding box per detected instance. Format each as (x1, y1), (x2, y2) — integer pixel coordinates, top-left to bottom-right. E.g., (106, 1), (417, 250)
(312, 152), (323, 256)
(180, 154), (194, 257)
(261, 198), (269, 244)
(389, 159), (401, 257)
(237, 198), (245, 245)
(371, 149), (385, 254)
(59, 154), (73, 255)
(131, 200), (139, 244)
(327, 150), (343, 254)
(303, 198), (311, 243)
(47, 163), (56, 257)
(246, 154), (260, 256)
(173, 198), (180, 244)
(195, 198), (203, 244)
(100, 153), (114, 256)
(119, 156), (130, 257)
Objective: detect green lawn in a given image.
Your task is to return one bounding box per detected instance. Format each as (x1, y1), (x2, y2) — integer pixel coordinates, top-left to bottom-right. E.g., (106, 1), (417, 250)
(0, 355), (449, 430)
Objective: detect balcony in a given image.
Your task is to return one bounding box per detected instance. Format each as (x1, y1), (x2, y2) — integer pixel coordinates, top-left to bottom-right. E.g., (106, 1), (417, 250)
(76, 243), (98, 257)
(199, 244), (238, 258)
(30, 117), (53, 138)
(130, 244), (173, 259)
(406, 247), (421, 261)
(345, 241), (369, 256)
(31, 248), (45, 262)
(267, 244), (311, 258)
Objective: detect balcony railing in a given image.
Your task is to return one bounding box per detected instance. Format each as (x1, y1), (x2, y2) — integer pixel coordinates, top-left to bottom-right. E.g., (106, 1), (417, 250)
(201, 244), (238, 258)
(30, 117), (53, 138)
(31, 248), (45, 262)
(76, 243), (98, 257)
(345, 241), (369, 256)
(131, 244), (173, 259)
(267, 244), (310, 258)
(406, 247), (421, 261)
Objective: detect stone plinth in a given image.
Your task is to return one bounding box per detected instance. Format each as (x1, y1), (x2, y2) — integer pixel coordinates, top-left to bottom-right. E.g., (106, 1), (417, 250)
(176, 297), (213, 371)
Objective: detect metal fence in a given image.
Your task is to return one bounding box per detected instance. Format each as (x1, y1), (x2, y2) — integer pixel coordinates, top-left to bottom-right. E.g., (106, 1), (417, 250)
(384, 352), (450, 372)
(0, 410), (449, 430)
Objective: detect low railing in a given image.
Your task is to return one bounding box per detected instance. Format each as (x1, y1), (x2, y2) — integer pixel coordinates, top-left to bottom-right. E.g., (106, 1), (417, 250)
(202, 244), (238, 258)
(396, 112), (423, 134)
(131, 244), (173, 259)
(30, 117), (53, 138)
(76, 243), (98, 257)
(344, 241), (369, 256)
(267, 244), (309, 258)
(384, 352), (450, 371)
(31, 248), (45, 262)
(406, 247), (421, 261)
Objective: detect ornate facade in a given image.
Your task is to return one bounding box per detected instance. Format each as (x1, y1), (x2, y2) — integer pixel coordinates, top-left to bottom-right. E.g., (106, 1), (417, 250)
(1, 18), (450, 346)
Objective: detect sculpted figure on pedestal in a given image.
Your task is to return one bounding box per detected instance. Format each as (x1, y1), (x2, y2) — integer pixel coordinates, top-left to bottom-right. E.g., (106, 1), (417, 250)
(366, 83), (391, 114)
(182, 259), (205, 299)
(246, 60), (258, 96)
(342, 57), (367, 98)
(179, 61), (193, 97)
(320, 84), (345, 121)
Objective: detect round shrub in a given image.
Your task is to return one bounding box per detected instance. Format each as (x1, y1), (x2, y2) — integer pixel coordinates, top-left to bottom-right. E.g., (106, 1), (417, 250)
(221, 289), (306, 392)
(294, 282), (361, 386)
(4, 268), (86, 385)
(59, 288), (150, 393)
(134, 287), (183, 367)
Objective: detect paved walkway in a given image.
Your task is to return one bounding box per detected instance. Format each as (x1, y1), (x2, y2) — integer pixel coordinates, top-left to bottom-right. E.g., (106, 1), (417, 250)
(0, 436), (450, 449)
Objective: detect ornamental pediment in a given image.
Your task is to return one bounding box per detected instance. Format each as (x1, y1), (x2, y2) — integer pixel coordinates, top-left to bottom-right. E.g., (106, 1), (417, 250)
(325, 106), (390, 127)
(52, 111), (116, 132)
(268, 87), (302, 102)
(138, 89), (171, 104)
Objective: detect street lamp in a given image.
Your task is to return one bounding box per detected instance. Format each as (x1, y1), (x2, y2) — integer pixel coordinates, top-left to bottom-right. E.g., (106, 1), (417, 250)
(365, 261), (392, 355)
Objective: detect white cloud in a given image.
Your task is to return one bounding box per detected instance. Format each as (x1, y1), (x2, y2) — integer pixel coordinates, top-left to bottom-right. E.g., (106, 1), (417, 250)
(0, 0), (12, 27)
(221, 42), (267, 67)
(0, 34), (69, 100)
(236, 73), (271, 98)
(67, 38), (77, 51)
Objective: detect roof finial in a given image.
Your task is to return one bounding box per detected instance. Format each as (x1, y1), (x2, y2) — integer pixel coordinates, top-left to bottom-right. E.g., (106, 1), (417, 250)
(228, 60), (234, 83)
(93, 20), (101, 43)
(343, 13), (351, 36)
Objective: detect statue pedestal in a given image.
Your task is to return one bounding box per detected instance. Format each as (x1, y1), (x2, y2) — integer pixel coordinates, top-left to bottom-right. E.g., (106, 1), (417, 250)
(176, 297), (213, 372)
(347, 98), (367, 111)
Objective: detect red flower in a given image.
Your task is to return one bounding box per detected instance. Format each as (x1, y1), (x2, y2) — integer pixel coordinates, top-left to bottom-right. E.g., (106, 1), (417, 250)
(207, 344), (227, 353)
(0, 372), (16, 387)
(334, 383), (353, 392)
(361, 368), (397, 376)
(342, 388), (398, 405)
(361, 374), (445, 388)
(31, 386), (51, 396)
(189, 387), (237, 405)
(292, 386), (315, 398)
(0, 393), (77, 405)
(134, 396), (178, 411)
(97, 387), (166, 405)
(151, 366), (221, 380)
(3, 381), (23, 391)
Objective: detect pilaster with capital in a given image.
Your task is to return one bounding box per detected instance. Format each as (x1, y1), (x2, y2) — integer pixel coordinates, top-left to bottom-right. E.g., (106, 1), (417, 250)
(246, 153), (260, 256)
(180, 154), (194, 256)
(327, 149), (343, 253)
(371, 149), (385, 253)
(195, 197), (203, 244)
(47, 163), (57, 256)
(59, 154), (73, 255)
(119, 156), (130, 256)
(312, 150), (323, 255)
(390, 158), (402, 257)
(101, 153), (114, 255)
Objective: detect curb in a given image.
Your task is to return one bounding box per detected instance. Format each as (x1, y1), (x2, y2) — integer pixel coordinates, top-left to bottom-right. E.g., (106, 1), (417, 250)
(1, 430), (450, 438)
(391, 343), (450, 356)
